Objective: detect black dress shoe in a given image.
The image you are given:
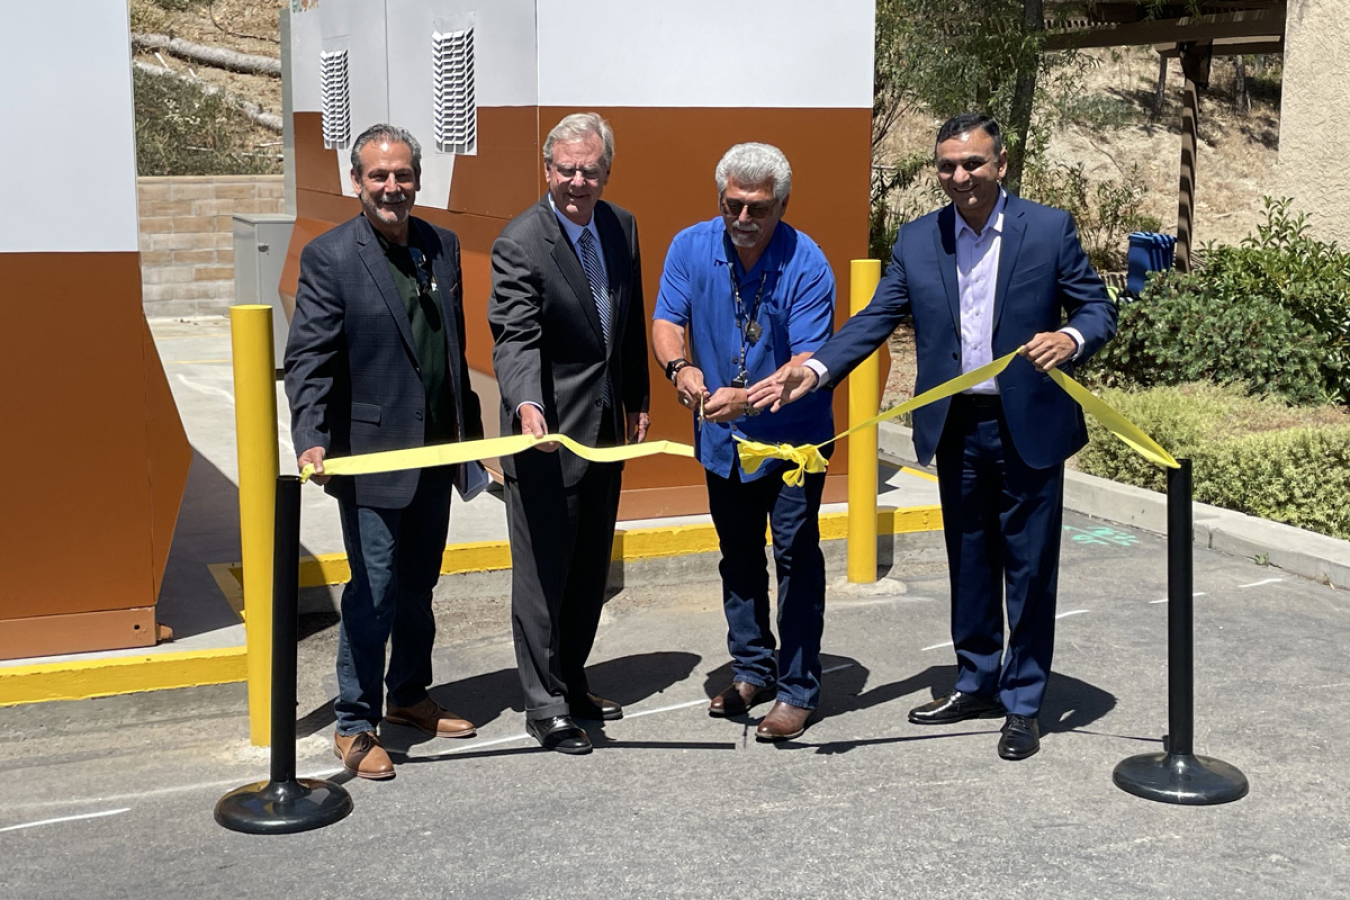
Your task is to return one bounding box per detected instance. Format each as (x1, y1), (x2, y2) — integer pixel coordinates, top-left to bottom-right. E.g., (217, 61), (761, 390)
(526, 715), (593, 755)
(908, 690), (1007, 725)
(998, 714), (1041, 760)
(568, 692), (623, 721)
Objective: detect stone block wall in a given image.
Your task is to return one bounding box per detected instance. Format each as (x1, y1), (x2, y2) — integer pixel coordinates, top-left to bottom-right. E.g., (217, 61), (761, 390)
(138, 175), (286, 317)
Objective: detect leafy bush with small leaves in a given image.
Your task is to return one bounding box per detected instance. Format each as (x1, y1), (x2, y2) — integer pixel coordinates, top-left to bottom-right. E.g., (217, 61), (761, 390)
(1021, 160), (1160, 270)
(134, 68), (280, 176)
(1078, 383), (1350, 539)
(1083, 198), (1350, 404)
(1085, 270), (1331, 405)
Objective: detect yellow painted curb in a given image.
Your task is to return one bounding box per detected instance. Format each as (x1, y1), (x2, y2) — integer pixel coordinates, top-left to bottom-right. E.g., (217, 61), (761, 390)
(224, 505), (946, 588)
(0, 647), (247, 708)
(4, 504), (942, 708)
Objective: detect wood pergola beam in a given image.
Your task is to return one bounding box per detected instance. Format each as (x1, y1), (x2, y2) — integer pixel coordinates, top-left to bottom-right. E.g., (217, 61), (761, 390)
(1154, 36), (1282, 57)
(1044, 4), (1286, 50)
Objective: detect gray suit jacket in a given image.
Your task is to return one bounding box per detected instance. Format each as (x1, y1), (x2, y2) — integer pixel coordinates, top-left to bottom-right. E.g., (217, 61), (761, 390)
(284, 213), (484, 508)
(488, 197), (649, 488)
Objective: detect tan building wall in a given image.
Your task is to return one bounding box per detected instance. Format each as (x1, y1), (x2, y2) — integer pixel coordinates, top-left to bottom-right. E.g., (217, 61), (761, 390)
(1276, 0), (1349, 247)
(138, 175), (286, 317)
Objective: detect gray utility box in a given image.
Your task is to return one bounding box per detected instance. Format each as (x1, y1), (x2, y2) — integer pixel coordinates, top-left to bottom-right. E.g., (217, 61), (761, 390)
(233, 213), (296, 371)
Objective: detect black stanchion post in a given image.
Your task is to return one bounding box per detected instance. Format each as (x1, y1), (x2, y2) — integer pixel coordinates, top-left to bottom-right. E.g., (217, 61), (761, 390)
(216, 475), (354, 833)
(1113, 459), (1249, 804)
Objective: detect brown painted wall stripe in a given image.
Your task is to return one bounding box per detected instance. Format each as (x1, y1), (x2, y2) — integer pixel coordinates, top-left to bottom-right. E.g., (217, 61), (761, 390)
(287, 106), (877, 513)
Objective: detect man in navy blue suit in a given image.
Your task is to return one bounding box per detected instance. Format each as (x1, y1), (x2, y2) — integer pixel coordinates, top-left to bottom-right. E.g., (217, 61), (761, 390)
(750, 113), (1117, 760)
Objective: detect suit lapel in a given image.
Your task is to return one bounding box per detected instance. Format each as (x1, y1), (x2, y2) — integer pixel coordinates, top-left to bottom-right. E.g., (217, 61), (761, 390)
(934, 205), (961, 334)
(994, 197), (1027, 335)
(355, 216), (416, 357)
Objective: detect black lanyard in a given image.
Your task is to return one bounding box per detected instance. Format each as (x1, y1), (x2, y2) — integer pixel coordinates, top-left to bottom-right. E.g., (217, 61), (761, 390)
(725, 237), (767, 388)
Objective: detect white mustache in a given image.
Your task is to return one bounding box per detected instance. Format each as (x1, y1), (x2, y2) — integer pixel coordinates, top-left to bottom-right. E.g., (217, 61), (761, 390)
(381, 192), (407, 204)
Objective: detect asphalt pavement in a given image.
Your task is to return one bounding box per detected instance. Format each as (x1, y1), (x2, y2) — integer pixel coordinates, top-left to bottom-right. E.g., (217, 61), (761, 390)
(1, 315), (1347, 899)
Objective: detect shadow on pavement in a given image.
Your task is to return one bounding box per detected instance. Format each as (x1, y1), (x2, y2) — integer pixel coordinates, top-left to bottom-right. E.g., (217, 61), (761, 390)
(296, 650), (702, 743)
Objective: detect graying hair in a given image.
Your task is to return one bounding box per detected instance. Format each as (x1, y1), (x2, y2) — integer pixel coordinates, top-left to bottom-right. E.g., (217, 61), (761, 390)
(350, 123), (422, 181)
(715, 143), (792, 202)
(543, 112), (615, 170)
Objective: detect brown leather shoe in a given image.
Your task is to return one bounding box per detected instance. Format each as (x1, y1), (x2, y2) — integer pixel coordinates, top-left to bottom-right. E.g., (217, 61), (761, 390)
(333, 731), (395, 780)
(755, 701), (812, 741)
(708, 681), (775, 717)
(385, 697), (476, 738)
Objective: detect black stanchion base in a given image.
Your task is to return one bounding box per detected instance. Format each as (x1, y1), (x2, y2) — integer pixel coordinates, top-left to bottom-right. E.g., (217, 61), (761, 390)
(215, 778), (353, 834)
(1113, 752), (1249, 805)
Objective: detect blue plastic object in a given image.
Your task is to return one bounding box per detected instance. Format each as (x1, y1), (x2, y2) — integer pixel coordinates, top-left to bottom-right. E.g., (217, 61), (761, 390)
(1126, 232), (1177, 295)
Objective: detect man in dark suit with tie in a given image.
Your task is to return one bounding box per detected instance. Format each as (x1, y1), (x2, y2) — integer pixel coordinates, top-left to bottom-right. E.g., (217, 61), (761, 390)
(751, 113), (1117, 760)
(489, 112), (650, 755)
(285, 123), (484, 780)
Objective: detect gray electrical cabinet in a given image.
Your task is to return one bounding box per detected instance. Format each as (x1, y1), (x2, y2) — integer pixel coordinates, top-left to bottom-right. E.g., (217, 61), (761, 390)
(232, 213), (296, 371)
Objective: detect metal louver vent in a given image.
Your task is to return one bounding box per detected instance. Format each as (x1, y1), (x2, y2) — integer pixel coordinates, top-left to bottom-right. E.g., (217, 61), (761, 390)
(433, 28), (476, 154)
(320, 49), (351, 150)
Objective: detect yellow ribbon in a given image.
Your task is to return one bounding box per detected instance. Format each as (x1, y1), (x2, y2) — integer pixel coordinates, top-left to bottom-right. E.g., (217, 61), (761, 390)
(736, 349), (1179, 485)
(299, 352), (1177, 486)
(1047, 369), (1178, 469)
(300, 432), (695, 482)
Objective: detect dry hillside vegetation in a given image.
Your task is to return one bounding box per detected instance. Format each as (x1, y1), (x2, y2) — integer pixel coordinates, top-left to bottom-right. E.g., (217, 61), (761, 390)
(129, 4), (1286, 408)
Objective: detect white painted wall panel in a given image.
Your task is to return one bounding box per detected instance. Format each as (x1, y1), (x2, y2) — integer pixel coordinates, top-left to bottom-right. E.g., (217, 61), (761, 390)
(295, 0), (539, 205)
(537, 0), (874, 109)
(0, 2), (139, 253)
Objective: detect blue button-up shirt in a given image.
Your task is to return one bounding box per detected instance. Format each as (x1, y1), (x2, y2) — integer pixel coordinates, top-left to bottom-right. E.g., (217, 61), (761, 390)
(654, 217), (835, 480)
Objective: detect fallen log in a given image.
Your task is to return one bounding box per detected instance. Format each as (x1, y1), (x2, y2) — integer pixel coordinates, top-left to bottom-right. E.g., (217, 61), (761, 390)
(132, 33), (280, 77)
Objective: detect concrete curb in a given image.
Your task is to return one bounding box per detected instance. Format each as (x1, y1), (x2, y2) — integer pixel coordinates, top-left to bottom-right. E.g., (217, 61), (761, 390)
(878, 421), (1350, 589)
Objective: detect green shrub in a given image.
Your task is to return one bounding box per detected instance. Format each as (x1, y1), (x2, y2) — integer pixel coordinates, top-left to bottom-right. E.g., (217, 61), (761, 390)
(1083, 198), (1350, 404)
(1021, 160), (1160, 270)
(1078, 382), (1350, 539)
(1086, 269), (1332, 405)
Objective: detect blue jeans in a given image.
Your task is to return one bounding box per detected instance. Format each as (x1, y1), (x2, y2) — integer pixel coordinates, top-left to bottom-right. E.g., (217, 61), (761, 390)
(333, 468), (454, 735)
(706, 466), (827, 709)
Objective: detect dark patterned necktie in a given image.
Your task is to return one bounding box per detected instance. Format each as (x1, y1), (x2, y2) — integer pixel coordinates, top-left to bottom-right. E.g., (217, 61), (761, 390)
(578, 228), (613, 405)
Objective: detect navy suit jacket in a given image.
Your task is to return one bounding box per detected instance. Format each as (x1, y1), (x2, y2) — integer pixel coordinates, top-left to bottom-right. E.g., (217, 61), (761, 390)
(814, 195), (1116, 470)
(284, 213), (484, 508)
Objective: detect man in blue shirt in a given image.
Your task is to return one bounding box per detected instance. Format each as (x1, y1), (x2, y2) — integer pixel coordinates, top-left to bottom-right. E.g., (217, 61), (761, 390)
(652, 143), (835, 741)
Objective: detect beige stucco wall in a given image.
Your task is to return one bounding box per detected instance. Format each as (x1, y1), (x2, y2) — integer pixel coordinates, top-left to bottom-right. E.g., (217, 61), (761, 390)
(1276, 0), (1350, 247)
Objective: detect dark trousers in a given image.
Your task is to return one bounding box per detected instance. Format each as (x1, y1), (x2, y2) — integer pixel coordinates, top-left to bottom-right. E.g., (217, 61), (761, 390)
(706, 466), (827, 710)
(935, 395), (1064, 717)
(333, 467), (455, 735)
(505, 456), (622, 720)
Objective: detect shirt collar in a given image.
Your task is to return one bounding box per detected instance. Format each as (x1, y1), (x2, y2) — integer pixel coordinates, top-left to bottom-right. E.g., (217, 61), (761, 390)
(954, 187), (1007, 241)
(548, 194), (600, 246)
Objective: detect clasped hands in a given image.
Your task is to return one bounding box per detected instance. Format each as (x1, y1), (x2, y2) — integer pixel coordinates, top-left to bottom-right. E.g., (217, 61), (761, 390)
(673, 365), (752, 424)
(745, 330), (1078, 413)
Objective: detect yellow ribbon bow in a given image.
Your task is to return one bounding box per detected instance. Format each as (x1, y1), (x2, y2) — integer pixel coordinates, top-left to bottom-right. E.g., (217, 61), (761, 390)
(737, 349), (1178, 486)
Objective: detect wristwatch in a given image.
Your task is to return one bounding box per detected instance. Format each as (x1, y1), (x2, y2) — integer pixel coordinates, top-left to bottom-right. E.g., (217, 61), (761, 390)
(665, 357), (690, 383)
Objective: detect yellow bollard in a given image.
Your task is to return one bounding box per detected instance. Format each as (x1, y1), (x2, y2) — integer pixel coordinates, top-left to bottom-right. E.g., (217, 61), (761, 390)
(846, 260), (882, 583)
(230, 305), (279, 746)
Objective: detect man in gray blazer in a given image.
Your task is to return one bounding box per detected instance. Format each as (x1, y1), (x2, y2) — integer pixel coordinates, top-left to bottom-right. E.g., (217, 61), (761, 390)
(489, 112), (650, 754)
(285, 123), (484, 780)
